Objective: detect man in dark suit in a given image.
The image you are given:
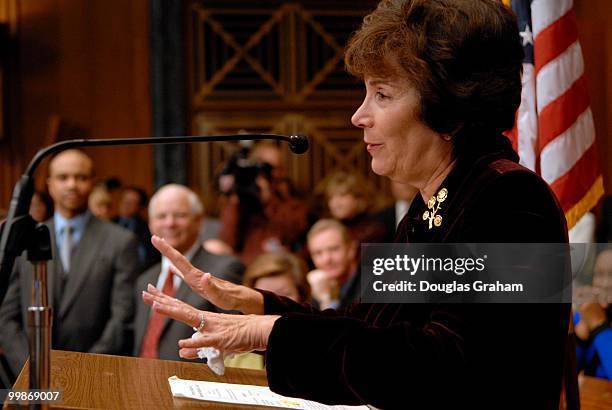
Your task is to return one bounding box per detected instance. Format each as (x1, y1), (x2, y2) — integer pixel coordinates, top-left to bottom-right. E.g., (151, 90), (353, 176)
(0, 149), (139, 378)
(306, 219), (360, 310)
(114, 186), (159, 271)
(134, 184), (244, 361)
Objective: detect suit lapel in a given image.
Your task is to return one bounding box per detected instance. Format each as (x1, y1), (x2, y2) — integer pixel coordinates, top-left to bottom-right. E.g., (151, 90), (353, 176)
(58, 217), (104, 318)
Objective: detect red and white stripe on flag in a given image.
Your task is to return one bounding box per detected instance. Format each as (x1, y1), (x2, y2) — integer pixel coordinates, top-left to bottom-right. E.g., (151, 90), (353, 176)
(505, 0), (604, 230)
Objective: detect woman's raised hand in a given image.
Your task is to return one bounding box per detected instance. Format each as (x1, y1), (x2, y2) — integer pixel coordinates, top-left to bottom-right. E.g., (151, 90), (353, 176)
(142, 283), (204, 328)
(151, 235), (264, 314)
(142, 284), (278, 358)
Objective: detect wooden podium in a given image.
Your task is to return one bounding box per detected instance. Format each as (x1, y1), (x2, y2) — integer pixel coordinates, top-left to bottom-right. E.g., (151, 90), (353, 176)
(5, 349), (612, 409)
(6, 350), (269, 409)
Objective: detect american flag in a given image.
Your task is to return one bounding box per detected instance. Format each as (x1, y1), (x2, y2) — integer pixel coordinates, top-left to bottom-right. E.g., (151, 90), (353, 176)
(503, 0), (604, 231)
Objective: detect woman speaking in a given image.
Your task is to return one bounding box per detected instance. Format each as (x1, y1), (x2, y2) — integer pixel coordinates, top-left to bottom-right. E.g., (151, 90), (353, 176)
(143, 1), (569, 408)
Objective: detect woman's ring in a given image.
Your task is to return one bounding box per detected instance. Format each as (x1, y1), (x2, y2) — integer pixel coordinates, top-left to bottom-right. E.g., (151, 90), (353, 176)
(193, 313), (206, 332)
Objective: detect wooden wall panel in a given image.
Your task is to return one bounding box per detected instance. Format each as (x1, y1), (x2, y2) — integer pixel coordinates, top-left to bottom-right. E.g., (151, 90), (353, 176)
(0, 0), (153, 215)
(186, 0), (386, 211)
(0, 0), (43, 217)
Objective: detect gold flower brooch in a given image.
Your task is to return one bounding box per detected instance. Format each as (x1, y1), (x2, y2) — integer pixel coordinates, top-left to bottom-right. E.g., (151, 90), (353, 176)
(422, 188), (448, 229)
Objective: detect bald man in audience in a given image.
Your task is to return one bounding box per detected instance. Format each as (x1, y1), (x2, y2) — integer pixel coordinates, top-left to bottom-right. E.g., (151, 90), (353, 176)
(0, 149), (139, 379)
(133, 184), (244, 361)
(306, 219), (360, 310)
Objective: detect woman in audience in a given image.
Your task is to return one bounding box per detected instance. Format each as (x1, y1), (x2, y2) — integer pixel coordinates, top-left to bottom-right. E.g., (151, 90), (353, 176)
(242, 252), (309, 303)
(224, 251), (309, 370)
(142, 1), (570, 407)
(88, 183), (113, 220)
(325, 172), (386, 245)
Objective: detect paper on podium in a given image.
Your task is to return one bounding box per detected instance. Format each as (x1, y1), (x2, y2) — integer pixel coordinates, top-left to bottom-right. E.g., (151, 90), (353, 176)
(168, 376), (369, 410)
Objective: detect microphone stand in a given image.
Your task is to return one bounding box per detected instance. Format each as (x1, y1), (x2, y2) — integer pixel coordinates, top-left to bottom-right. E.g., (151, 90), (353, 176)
(0, 133), (308, 409)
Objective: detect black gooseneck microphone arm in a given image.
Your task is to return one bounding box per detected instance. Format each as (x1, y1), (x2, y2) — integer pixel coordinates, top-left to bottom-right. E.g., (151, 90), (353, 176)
(24, 133), (309, 177)
(0, 133), (309, 306)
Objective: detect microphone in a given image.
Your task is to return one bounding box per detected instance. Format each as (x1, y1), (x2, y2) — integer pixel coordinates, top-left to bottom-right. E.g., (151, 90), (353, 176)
(288, 135), (309, 154)
(0, 133), (309, 306)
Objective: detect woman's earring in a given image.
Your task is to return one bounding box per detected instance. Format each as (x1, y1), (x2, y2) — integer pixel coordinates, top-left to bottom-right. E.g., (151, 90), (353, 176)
(442, 134), (452, 142)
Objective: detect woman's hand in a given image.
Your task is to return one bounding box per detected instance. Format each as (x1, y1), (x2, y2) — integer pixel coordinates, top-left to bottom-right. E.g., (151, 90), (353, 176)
(578, 303), (608, 333)
(178, 314), (279, 359)
(151, 235), (264, 314)
(307, 269), (339, 309)
(142, 283), (203, 328)
(142, 284), (279, 358)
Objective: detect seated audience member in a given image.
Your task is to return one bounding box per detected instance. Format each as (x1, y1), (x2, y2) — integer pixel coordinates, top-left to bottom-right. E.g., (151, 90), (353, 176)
(114, 186), (159, 270)
(29, 190), (54, 222)
(575, 300), (612, 380)
(88, 183), (113, 220)
(0, 149), (139, 378)
(325, 172), (386, 245)
(243, 252), (310, 302)
(306, 219), (359, 310)
(103, 177), (123, 214)
(376, 181), (418, 241)
(574, 250), (612, 380)
(134, 184), (244, 361)
(226, 251), (309, 370)
(595, 250), (612, 278)
(218, 149), (308, 265)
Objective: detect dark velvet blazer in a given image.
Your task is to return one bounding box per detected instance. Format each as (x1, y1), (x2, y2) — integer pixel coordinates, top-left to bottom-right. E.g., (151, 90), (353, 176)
(260, 137), (570, 409)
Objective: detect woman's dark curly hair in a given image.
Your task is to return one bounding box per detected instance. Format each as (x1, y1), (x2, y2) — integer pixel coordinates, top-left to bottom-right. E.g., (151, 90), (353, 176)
(345, 0), (524, 159)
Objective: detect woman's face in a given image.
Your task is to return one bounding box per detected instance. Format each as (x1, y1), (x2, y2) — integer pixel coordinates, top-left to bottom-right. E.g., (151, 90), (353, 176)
(328, 192), (362, 220)
(254, 273), (300, 302)
(351, 77), (447, 186)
